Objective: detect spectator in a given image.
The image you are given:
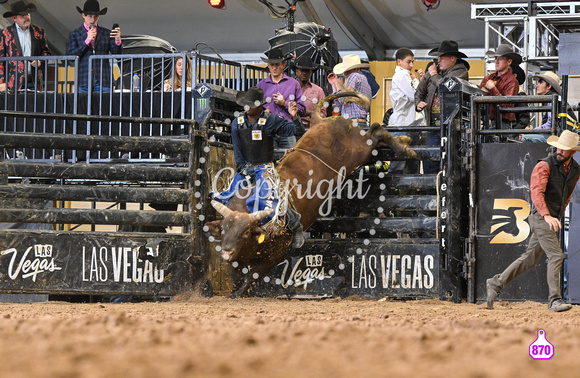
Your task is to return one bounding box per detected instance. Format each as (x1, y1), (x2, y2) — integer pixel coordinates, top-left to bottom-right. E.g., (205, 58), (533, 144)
(67, 0), (122, 93)
(415, 40), (469, 174)
(0, 1), (51, 92)
(163, 56), (192, 92)
(521, 72), (574, 143)
(329, 54), (372, 128)
(292, 55), (326, 139)
(480, 44), (521, 129)
(388, 47), (425, 175)
(487, 130), (580, 312)
(256, 48), (306, 148)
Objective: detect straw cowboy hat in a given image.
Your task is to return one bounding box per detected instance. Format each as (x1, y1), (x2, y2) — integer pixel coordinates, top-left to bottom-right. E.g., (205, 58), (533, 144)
(333, 54), (370, 75)
(3, 0), (36, 18)
(76, 0), (107, 15)
(261, 48), (286, 64)
(485, 44), (522, 66)
(547, 130), (580, 151)
(235, 87), (266, 108)
(428, 40), (467, 58)
(533, 71), (562, 95)
(293, 55), (318, 71)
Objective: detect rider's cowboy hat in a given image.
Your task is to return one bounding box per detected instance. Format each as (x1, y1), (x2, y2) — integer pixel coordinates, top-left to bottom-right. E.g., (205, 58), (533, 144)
(532, 71), (561, 95)
(3, 1), (36, 18)
(235, 87), (266, 108)
(333, 54), (370, 75)
(428, 40), (467, 58)
(547, 130), (580, 151)
(76, 0), (107, 15)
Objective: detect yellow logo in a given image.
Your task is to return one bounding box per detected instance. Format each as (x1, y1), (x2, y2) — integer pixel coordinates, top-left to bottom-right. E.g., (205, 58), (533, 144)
(490, 199), (530, 244)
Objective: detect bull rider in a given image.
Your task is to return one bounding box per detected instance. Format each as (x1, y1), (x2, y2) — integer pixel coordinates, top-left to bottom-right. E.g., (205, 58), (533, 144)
(211, 86), (305, 248)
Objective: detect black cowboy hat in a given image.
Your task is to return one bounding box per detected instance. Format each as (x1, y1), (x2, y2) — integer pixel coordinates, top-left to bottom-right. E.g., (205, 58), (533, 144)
(261, 48), (286, 64)
(485, 44), (522, 66)
(236, 87), (266, 108)
(513, 65), (525, 85)
(293, 55), (318, 70)
(76, 0), (107, 15)
(429, 40), (467, 58)
(3, 0), (37, 18)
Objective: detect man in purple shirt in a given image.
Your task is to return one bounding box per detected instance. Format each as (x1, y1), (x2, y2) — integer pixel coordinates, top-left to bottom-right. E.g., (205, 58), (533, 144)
(257, 48), (306, 148)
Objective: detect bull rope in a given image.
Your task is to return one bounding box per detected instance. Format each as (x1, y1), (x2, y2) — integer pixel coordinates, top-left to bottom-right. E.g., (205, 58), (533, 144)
(261, 164), (289, 238)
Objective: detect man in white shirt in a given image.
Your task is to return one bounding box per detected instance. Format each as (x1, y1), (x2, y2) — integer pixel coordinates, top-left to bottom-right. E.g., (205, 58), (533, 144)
(388, 48), (424, 175)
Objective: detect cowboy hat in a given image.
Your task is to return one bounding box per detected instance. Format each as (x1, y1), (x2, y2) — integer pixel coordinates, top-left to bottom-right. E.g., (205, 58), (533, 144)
(3, 0), (36, 18)
(547, 130), (580, 151)
(532, 71), (561, 95)
(513, 65), (526, 85)
(76, 0), (107, 15)
(261, 48), (286, 64)
(333, 54), (370, 75)
(485, 44), (522, 66)
(293, 55), (318, 71)
(429, 40), (467, 58)
(235, 87), (266, 108)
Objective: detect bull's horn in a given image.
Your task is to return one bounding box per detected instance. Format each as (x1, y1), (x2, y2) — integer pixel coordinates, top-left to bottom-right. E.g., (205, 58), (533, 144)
(248, 209), (274, 222)
(211, 200), (233, 217)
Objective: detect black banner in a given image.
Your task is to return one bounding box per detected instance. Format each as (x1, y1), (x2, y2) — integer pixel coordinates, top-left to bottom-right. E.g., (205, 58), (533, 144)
(253, 240), (439, 299)
(0, 231), (193, 296)
(475, 143), (552, 302)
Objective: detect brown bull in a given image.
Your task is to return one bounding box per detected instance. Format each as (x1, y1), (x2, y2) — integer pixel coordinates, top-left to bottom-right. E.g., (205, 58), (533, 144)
(206, 91), (417, 297)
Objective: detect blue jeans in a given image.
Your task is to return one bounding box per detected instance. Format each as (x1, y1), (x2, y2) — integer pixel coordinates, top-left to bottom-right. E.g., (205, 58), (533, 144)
(423, 131), (440, 174)
(521, 133), (549, 143)
(78, 84), (111, 93)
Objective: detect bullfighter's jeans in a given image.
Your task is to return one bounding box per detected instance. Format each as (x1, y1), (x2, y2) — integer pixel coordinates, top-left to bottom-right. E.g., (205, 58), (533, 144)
(488, 211), (565, 305)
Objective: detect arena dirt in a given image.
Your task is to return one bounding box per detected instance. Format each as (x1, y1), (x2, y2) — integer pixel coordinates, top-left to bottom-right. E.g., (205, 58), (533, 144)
(0, 296), (578, 377)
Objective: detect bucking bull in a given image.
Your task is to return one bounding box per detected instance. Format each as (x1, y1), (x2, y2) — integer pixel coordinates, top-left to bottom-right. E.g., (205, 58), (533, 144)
(206, 92), (417, 297)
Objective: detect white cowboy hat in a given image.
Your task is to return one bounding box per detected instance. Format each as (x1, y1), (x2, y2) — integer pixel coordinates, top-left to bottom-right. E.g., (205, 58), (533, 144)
(333, 54), (370, 75)
(547, 130), (580, 151)
(532, 71), (561, 95)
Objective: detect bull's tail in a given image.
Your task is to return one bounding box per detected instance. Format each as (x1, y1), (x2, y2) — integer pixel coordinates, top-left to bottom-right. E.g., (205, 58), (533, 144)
(311, 91), (370, 126)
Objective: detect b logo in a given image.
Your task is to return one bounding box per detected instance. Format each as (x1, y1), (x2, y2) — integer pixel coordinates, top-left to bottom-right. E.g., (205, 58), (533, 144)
(490, 199), (531, 244)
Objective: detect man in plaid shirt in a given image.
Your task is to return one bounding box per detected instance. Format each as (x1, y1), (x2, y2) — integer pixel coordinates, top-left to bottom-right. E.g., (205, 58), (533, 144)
(329, 54), (372, 128)
(67, 1), (121, 92)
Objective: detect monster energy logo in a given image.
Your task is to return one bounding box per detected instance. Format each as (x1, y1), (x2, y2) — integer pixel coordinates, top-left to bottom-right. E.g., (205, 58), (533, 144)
(197, 98), (209, 110)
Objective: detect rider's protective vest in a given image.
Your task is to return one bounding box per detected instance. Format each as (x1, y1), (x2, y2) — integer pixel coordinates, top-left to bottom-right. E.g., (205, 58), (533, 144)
(238, 112), (275, 165)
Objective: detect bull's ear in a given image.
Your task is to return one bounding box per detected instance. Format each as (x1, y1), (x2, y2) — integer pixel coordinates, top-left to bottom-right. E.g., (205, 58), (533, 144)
(251, 226), (266, 244)
(204, 221), (222, 236)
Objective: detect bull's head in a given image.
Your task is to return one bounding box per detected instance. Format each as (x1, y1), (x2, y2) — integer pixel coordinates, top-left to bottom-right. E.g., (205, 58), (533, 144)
(205, 200), (273, 262)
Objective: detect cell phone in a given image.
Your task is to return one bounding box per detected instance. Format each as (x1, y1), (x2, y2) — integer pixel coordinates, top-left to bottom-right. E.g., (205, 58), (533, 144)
(112, 23), (119, 30)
